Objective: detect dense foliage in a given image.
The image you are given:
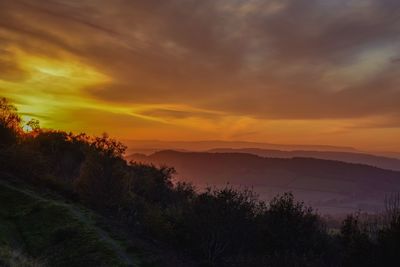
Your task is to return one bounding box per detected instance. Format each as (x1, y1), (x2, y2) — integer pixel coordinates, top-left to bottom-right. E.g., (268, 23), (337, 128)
(1, 97), (400, 267)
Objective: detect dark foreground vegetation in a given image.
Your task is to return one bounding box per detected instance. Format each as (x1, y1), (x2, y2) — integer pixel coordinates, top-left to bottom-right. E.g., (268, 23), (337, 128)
(1, 97), (400, 267)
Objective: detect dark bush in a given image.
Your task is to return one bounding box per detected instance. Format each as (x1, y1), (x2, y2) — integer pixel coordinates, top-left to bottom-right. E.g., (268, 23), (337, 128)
(3, 96), (400, 267)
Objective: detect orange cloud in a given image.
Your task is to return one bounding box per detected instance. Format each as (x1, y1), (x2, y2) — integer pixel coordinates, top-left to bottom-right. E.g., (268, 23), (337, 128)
(0, 0), (399, 152)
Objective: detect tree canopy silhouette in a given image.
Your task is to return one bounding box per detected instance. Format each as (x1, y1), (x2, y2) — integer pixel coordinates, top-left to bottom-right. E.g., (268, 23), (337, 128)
(2, 96), (400, 267)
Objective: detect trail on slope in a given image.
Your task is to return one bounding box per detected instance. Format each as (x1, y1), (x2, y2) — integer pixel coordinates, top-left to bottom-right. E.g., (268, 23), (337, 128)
(0, 179), (138, 267)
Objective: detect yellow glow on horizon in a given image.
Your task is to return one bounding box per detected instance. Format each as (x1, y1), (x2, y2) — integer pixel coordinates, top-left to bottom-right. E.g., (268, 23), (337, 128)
(1, 49), (399, 152)
(0, 48), (206, 134)
(0, 48), (112, 128)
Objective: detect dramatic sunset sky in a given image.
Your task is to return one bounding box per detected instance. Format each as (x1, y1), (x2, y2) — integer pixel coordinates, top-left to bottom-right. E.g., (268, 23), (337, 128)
(1, 0), (399, 151)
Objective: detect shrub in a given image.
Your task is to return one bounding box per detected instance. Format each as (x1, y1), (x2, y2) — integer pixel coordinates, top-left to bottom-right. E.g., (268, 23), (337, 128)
(74, 152), (130, 214)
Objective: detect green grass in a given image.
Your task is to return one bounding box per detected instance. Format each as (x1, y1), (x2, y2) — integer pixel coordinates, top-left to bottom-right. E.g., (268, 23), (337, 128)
(0, 244), (44, 267)
(0, 181), (130, 267)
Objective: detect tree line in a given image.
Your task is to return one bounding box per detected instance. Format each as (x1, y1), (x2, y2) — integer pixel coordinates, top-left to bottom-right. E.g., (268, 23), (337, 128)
(1, 97), (400, 267)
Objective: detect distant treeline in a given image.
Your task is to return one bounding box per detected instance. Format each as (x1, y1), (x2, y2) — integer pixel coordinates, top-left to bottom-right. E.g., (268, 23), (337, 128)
(1, 97), (400, 267)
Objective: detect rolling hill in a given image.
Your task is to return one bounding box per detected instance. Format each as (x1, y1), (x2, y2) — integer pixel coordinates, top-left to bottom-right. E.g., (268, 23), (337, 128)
(207, 148), (400, 172)
(123, 140), (358, 155)
(130, 150), (400, 214)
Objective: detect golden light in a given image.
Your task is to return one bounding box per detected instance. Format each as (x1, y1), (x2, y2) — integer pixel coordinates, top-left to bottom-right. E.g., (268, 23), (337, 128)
(0, 48), (111, 129)
(21, 115), (33, 132)
(0, 48), (182, 136)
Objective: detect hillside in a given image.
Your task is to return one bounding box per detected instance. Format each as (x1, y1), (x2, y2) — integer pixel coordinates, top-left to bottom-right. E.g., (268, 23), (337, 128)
(207, 148), (400, 172)
(130, 150), (400, 214)
(3, 97), (400, 266)
(0, 175), (148, 267)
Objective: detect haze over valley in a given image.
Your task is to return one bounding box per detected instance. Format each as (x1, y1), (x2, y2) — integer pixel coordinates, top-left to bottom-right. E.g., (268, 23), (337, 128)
(130, 149), (400, 214)
(2, 0), (400, 266)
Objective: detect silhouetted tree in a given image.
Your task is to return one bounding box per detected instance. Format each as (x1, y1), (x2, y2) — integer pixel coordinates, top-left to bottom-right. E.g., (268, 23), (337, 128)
(26, 118), (40, 132)
(25, 131), (86, 181)
(6, 96), (400, 267)
(177, 187), (261, 266)
(377, 193), (400, 266)
(0, 97), (21, 146)
(127, 163), (175, 206)
(90, 133), (127, 159)
(74, 150), (130, 214)
(340, 214), (377, 267)
(257, 193), (334, 266)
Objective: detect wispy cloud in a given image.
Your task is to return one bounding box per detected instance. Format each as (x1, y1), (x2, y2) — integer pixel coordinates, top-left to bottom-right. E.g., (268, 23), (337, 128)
(0, 0), (399, 151)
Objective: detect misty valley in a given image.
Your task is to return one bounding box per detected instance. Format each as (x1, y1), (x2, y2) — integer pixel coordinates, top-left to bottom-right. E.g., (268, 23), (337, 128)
(1, 0), (400, 266)
(130, 149), (400, 214)
(2, 97), (400, 267)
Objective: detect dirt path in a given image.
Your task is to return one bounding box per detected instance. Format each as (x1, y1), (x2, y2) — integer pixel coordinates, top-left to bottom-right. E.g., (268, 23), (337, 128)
(66, 207), (137, 267)
(0, 180), (138, 267)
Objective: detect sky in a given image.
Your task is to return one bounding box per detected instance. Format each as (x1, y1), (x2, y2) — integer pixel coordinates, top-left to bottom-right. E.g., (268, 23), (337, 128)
(0, 0), (399, 152)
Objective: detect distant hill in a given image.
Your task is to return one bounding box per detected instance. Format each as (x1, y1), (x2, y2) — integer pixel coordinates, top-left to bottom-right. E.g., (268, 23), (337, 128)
(374, 151), (400, 160)
(124, 140), (358, 155)
(130, 150), (400, 214)
(207, 148), (400, 172)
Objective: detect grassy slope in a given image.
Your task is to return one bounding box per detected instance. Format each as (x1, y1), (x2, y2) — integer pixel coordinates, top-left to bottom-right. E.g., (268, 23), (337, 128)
(0, 245), (43, 267)
(0, 178), (139, 267)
